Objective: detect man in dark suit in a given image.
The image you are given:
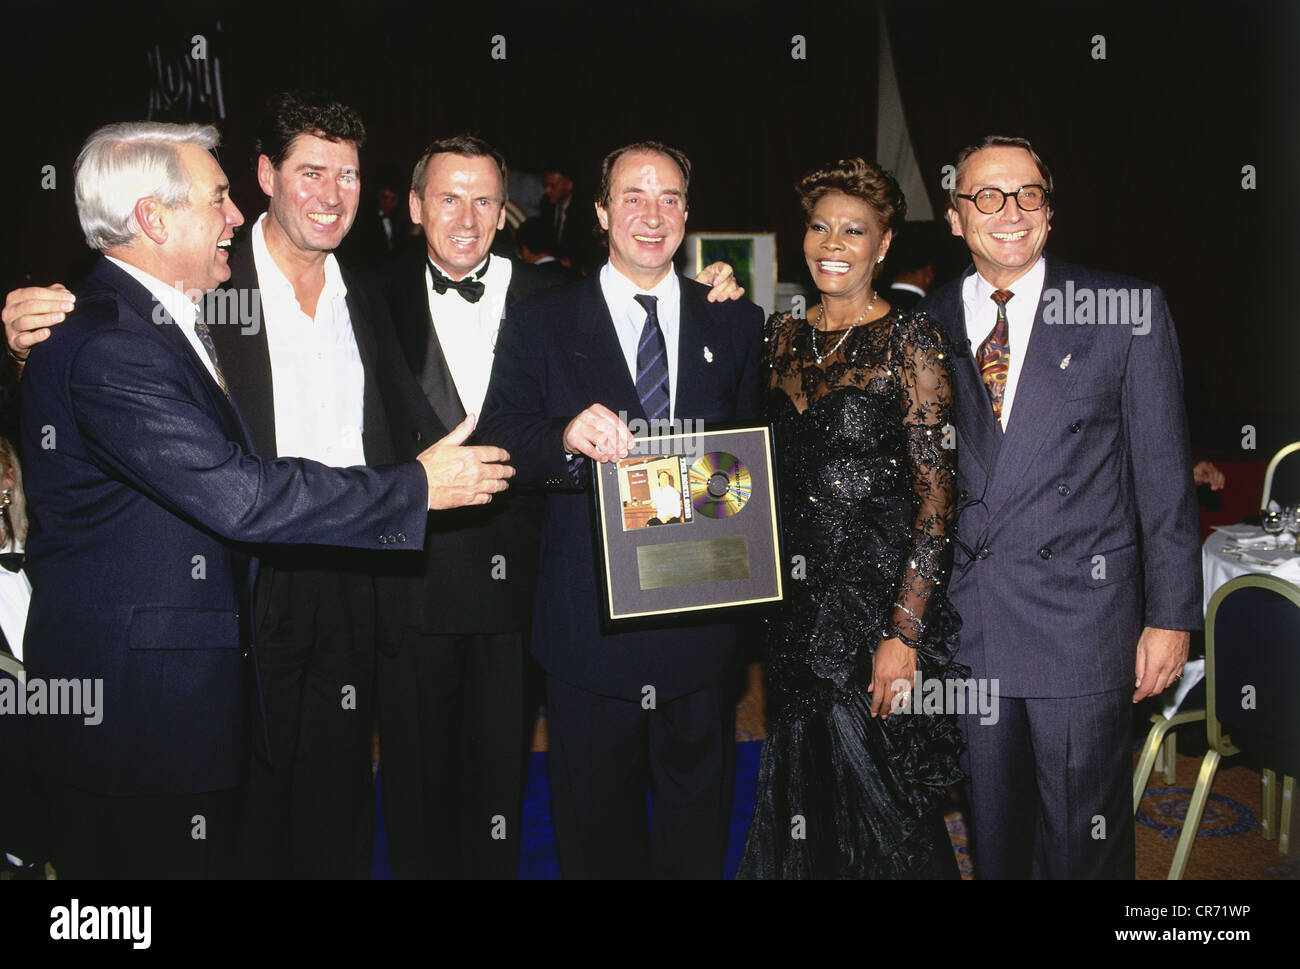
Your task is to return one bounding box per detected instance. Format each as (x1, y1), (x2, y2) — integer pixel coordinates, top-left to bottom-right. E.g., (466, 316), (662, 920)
(478, 141), (764, 878)
(373, 134), (561, 878)
(540, 163), (597, 273)
(919, 135), (1202, 879)
(18, 121), (512, 878)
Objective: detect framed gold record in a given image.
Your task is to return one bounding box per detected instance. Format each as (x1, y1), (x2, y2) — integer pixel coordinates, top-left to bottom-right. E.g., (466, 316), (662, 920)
(592, 424), (783, 622)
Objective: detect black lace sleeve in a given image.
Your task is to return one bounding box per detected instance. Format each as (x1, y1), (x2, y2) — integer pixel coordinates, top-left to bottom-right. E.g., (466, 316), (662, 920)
(884, 312), (957, 646)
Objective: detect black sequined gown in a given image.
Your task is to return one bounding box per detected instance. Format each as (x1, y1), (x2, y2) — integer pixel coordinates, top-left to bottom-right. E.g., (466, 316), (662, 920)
(738, 308), (967, 880)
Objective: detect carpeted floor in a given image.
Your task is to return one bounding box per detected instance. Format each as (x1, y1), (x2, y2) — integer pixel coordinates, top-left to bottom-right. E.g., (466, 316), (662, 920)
(374, 662), (1297, 880)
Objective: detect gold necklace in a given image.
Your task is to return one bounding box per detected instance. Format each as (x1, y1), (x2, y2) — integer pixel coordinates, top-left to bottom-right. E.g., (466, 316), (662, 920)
(811, 292), (877, 365)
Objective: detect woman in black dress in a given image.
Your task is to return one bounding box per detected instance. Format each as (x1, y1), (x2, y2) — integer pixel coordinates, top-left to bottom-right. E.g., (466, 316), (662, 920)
(739, 159), (965, 879)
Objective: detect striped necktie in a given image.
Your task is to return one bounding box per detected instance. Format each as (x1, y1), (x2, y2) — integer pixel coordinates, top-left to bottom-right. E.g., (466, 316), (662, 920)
(192, 313), (231, 398)
(977, 289), (1013, 422)
(633, 293), (669, 423)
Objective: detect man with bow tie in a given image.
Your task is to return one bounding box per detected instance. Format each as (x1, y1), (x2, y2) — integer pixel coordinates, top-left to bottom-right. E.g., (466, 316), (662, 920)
(478, 141), (763, 878)
(919, 135), (1202, 879)
(375, 135), (562, 878)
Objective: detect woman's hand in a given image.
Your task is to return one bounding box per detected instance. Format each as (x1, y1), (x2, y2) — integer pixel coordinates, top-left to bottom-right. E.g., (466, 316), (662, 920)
(869, 636), (917, 719)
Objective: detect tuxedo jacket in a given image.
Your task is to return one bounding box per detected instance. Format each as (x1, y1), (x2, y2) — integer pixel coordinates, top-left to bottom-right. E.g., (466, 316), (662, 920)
(19, 257), (428, 797)
(478, 271), (764, 701)
(378, 251), (558, 635)
(919, 258), (1202, 698)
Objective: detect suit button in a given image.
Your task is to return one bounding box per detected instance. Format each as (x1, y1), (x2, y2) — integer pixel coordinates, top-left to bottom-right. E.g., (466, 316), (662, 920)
(241, 648), (250, 659)
(379, 536), (388, 545)
(1038, 546), (1052, 560)
(959, 489), (969, 501)
(397, 533), (407, 543)
(1069, 421), (1082, 433)
(978, 547), (991, 560)
(1057, 483), (1071, 496)
(413, 430), (423, 443)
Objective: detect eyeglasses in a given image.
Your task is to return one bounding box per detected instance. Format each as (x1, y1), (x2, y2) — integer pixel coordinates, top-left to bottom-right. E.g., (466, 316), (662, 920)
(955, 185), (1050, 214)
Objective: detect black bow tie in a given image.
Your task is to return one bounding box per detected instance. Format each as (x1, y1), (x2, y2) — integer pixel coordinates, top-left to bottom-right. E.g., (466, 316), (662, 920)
(428, 255), (489, 304)
(0, 552), (24, 573)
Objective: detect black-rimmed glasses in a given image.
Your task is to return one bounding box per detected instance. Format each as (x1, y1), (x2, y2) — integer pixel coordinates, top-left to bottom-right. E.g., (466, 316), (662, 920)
(955, 184), (1050, 214)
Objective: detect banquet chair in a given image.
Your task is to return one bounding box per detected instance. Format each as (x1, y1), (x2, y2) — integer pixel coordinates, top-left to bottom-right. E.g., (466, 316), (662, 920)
(1133, 706), (1205, 814)
(1260, 441), (1300, 510)
(1167, 574), (1300, 879)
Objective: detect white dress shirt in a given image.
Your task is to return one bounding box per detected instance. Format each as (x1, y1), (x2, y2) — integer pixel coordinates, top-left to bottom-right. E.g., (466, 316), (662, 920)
(252, 214), (367, 466)
(599, 263), (681, 422)
(105, 256), (220, 387)
(961, 256), (1046, 431)
(425, 254), (513, 419)
(0, 540), (31, 663)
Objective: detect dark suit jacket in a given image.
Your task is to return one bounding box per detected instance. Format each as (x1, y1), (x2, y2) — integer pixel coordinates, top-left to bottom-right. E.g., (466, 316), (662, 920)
(919, 258), (1202, 698)
(478, 271), (764, 700)
(19, 257), (428, 797)
(205, 238), (409, 636)
(379, 251), (558, 635)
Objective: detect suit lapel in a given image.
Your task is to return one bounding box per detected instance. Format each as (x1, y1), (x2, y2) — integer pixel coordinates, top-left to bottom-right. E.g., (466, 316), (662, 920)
(934, 270), (1001, 479)
(574, 274), (642, 420)
(207, 244), (277, 458)
(339, 267), (397, 465)
(673, 276), (718, 422)
(983, 258), (1086, 520)
(92, 260), (251, 452)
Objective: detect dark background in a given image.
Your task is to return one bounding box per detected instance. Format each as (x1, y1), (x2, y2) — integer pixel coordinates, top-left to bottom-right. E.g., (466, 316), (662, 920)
(1, 0), (1296, 454)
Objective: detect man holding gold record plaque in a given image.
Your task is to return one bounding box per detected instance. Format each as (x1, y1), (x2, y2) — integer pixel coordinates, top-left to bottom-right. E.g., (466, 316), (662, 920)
(479, 141), (762, 879)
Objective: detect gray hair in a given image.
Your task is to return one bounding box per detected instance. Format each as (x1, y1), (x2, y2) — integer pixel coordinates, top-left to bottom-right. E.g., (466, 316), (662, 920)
(74, 122), (221, 250)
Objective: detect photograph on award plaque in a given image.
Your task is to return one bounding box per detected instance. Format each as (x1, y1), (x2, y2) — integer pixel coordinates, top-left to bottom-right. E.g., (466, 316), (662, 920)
(592, 425), (783, 622)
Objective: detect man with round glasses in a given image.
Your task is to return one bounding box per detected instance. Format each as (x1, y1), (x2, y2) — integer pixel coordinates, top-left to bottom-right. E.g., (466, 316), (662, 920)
(921, 135), (1201, 879)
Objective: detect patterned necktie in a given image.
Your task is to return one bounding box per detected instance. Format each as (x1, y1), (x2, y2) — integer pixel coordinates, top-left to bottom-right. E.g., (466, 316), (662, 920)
(633, 294), (670, 422)
(192, 312), (231, 398)
(977, 289), (1013, 422)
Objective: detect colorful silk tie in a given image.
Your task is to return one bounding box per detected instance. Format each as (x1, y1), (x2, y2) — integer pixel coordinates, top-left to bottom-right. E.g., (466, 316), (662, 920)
(192, 314), (231, 398)
(977, 289), (1013, 422)
(633, 293), (670, 423)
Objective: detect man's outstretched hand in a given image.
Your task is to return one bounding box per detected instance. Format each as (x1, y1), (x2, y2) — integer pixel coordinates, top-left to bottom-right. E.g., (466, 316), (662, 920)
(4, 284), (73, 356)
(418, 414), (515, 509)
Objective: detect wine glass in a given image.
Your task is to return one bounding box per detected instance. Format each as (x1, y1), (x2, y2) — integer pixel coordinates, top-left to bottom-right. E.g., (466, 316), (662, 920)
(1261, 509), (1285, 547)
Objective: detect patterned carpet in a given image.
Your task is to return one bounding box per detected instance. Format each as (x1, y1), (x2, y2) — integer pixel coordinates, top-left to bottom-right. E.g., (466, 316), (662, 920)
(520, 662), (1298, 880)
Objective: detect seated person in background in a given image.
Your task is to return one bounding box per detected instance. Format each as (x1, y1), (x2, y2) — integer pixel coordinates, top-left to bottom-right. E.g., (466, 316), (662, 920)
(0, 436), (46, 878)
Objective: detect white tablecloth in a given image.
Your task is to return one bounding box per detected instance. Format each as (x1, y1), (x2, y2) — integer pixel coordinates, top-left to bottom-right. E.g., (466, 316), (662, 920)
(1201, 526), (1300, 615)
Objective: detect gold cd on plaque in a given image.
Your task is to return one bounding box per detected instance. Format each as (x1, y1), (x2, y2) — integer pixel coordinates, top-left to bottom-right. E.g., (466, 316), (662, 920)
(689, 451), (752, 519)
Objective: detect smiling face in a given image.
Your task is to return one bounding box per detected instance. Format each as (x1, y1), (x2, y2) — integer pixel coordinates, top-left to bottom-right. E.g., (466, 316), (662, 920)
(258, 133), (361, 258)
(162, 143), (244, 295)
(946, 146), (1052, 288)
(596, 150), (688, 290)
(410, 153), (506, 281)
(803, 190), (892, 303)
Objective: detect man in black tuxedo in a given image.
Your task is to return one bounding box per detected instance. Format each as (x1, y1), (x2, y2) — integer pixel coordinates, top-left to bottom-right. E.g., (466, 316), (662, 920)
(16, 121), (511, 878)
(373, 135), (560, 878)
(479, 141), (764, 878)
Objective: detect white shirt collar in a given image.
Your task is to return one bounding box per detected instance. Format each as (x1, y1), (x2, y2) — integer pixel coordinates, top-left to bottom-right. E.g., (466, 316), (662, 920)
(251, 213), (348, 304)
(105, 255), (197, 328)
(599, 262), (680, 308)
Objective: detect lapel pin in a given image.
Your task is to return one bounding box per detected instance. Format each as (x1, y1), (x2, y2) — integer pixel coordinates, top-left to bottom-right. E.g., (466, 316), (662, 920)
(1059, 353), (1072, 370)
(703, 346), (714, 363)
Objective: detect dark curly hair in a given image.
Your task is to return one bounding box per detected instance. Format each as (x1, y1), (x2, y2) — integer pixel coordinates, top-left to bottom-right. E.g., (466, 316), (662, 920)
(797, 158), (907, 232)
(254, 91), (366, 171)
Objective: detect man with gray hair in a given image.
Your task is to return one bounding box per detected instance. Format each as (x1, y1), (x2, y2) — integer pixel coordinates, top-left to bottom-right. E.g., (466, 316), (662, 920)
(18, 120), (513, 878)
